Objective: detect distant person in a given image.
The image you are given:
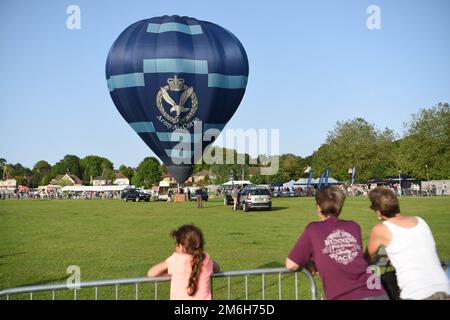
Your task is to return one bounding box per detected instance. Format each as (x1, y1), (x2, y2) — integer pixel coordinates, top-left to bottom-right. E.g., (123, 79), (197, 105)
(365, 187), (449, 300)
(442, 182), (447, 196)
(187, 188), (191, 202)
(195, 188), (203, 208)
(285, 185), (388, 300)
(147, 224), (220, 300)
(231, 186), (239, 211)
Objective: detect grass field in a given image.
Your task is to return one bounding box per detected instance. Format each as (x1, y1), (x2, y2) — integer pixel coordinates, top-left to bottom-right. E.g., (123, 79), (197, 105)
(0, 196), (449, 299)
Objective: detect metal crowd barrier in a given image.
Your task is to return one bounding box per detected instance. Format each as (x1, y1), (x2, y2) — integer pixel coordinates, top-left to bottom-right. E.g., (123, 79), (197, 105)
(0, 268), (317, 301)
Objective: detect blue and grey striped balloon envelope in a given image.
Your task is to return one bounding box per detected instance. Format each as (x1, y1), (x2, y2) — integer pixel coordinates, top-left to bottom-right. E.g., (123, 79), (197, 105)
(106, 15), (249, 183)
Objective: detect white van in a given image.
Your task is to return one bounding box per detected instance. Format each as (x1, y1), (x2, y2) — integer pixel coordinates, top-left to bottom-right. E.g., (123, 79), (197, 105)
(157, 181), (171, 201)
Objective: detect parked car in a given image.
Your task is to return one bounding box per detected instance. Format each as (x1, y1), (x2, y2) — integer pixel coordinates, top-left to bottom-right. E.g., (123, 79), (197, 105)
(121, 188), (150, 202)
(189, 188), (209, 202)
(222, 182), (254, 205)
(157, 192), (170, 201)
(238, 186), (272, 212)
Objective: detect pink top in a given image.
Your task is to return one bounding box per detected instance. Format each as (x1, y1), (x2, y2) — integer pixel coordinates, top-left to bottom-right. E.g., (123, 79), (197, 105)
(166, 252), (213, 300)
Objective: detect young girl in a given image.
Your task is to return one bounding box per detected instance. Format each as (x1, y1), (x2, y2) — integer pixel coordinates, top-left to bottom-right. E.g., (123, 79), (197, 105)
(147, 224), (220, 300)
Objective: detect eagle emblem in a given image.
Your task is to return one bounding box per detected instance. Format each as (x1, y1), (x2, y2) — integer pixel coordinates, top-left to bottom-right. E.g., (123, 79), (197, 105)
(156, 76), (198, 124)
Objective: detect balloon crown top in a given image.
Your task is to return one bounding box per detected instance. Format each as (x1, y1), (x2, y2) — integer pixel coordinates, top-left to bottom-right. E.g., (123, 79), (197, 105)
(167, 75), (185, 91)
(160, 15), (193, 19)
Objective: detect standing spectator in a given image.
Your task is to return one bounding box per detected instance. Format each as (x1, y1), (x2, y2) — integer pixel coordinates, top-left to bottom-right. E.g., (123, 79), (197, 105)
(285, 185), (388, 300)
(365, 187), (449, 300)
(413, 183), (419, 196)
(187, 188), (191, 202)
(441, 182), (447, 196)
(195, 188), (203, 208)
(231, 186), (239, 211)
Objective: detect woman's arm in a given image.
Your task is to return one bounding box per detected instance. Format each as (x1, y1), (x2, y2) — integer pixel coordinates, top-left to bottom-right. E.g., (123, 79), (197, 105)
(147, 260), (169, 277)
(364, 224), (388, 263)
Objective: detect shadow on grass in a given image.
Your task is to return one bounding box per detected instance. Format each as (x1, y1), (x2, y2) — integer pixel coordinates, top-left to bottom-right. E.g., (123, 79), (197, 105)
(203, 203), (226, 208)
(18, 275), (71, 288)
(0, 252), (26, 260)
(269, 207), (289, 211)
(241, 207), (289, 213)
(257, 261), (284, 268)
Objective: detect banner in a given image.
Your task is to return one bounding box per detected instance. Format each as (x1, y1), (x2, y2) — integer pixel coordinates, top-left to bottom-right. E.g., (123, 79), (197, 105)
(324, 168), (329, 186)
(317, 171), (325, 189)
(351, 166), (356, 185)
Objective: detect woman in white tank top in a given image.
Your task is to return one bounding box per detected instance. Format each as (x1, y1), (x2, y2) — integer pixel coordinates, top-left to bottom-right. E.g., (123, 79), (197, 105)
(365, 187), (449, 300)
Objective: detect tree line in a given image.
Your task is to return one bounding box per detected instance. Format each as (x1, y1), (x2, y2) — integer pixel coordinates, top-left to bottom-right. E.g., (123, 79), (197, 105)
(1, 102), (449, 188)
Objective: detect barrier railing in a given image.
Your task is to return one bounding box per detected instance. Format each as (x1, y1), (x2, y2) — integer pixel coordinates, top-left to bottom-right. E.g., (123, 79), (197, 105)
(0, 267), (317, 300)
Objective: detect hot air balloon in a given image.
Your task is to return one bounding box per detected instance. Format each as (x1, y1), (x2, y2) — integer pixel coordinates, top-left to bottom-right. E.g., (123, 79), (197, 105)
(106, 15), (249, 183)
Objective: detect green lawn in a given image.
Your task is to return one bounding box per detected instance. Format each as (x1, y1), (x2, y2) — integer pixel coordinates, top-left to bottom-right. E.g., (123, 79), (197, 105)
(0, 196), (449, 299)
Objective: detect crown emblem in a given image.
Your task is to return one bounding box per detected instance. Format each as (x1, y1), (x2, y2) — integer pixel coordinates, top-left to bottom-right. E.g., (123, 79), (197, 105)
(167, 75), (185, 91)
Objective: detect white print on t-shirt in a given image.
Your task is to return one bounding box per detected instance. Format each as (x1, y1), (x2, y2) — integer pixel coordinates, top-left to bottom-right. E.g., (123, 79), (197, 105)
(321, 229), (361, 265)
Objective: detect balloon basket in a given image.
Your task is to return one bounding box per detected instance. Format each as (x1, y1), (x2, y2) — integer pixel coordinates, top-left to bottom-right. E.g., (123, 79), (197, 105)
(174, 194), (186, 202)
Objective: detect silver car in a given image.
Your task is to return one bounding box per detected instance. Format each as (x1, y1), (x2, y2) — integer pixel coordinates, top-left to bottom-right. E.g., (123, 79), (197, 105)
(239, 187), (272, 212)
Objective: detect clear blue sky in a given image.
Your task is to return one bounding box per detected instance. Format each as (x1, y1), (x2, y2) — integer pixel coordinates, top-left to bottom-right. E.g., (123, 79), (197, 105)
(1, 0), (449, 169)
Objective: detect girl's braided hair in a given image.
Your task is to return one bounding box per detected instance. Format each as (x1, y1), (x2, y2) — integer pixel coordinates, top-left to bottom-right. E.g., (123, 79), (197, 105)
(171, 224), (205, 296)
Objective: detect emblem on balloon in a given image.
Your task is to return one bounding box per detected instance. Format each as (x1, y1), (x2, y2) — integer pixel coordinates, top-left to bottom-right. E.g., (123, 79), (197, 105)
(156, 75), (198, 125)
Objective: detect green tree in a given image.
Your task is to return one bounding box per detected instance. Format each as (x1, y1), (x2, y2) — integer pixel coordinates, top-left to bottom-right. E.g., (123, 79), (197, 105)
(210, 163), (231, 185)
(265, 171), (287, 184)
(193, 163), (210, 173)
(279, 154), (306, 180)
(0, 158), (6, 179)
(7, 163), (32, 185)
(131, 157), (161, 188)
(79, 155), (114, 184)
(51, 155), (82, 178)
(32, 160), (52, 187)
(160, 164), (168, 175)
(399, 102), (450, 179)
(208, 148), (247, 184)
(311, 118), (398, 182)
(101, 159), (116, 181)
(250, 171), (267, 184)
(119, 165), (135, 181)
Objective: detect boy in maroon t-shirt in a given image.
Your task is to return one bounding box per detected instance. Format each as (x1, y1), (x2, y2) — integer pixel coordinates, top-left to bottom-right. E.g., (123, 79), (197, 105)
(285, 185), (387, 300)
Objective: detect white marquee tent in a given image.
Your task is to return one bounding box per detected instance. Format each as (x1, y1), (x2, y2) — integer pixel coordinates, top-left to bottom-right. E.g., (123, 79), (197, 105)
(61, 185), (133, 192)
(282, 180), (296, 190)
(222, 180), (252, 186)
(294, 177), (340, 185)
